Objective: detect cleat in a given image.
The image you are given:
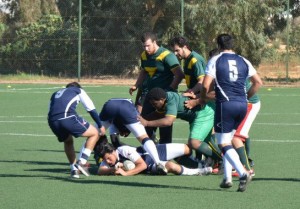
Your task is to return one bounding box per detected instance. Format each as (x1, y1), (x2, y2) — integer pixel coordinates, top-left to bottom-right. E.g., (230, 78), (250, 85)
(75, 161), (90, 177)
(197, 167), (213, 176)
(220, 179), (233, 188)
(156, 162), (168, 175)
(70, 170), (79, 179)
(232, 169), (255, 177)
(237, 173), (252, 192)
(212, 162), (224, 175)
(249, 169), (255, 177)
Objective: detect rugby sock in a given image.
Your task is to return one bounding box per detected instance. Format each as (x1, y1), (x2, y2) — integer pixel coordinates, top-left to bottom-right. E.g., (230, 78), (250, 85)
(235, 146), (251, 170)
(70, 164), (78, 171)
(196, 142), (221, 161)
(223, 156), (232, 182)
(222, 145), (246, 178)
(142, 138), (161, 164)
(245, 137), (251, 157)
(79, 148), (92, 164)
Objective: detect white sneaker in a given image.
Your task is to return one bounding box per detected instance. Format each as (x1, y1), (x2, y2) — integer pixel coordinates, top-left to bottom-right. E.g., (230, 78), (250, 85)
(75, 161), (90, 177)
(156, 162), (168, 175)
(197, 167), (213, 176)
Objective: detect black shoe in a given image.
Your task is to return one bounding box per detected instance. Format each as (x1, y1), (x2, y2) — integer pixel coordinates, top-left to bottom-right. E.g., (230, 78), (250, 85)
(237, 173), (252, 192)
(219, 179), (233, 188)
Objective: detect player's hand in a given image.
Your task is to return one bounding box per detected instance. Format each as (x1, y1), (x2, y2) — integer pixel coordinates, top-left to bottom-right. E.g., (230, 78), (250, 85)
(182, 91), (196, 99)
(184, 99), (198, 109)
(129, 86), (137, 95)
(137, 115), (148, 127)
(115, 168), (128, 176)
(99, 126), (106, 136)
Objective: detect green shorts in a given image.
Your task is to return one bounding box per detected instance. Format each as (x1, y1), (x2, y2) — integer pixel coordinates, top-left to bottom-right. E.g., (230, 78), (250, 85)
(189, 103), (214, 141)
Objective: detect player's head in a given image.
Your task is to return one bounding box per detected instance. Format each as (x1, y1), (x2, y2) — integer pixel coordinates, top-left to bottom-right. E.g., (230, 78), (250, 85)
(216, 34), (234, 50)
(93, 135), (109, 166)
(98, 143), (118, 166)
(141, 31), (158, 55)
(146, 87), (167, 110)
(169, 36), (191, 60)
(66, 82), (81, 88)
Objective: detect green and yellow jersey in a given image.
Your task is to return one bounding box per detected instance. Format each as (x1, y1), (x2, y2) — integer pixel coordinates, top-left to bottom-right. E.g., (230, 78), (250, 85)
(140, 47), (180, 91)
(183, 51), (206, 89)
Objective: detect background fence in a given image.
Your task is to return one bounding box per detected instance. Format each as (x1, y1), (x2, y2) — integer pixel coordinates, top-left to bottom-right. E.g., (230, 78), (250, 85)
(0, 0), (299, 82)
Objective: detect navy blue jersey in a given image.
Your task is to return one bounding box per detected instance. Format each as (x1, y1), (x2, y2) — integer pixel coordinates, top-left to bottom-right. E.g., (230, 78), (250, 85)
(48, 87), (96, 121)
(206, 52), (257, 103)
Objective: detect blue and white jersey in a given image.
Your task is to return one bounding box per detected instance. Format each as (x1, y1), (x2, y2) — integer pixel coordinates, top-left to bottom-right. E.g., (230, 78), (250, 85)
(206, 52), (257, 103)
(48, 86), (96, 121)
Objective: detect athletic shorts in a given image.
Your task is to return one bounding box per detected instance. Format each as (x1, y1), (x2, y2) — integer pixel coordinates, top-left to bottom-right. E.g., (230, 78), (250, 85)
(214, 101), (247, 133)
(189, 103), (214, 141)
(234, 101), (261, 141)
(48, 115), (90, 142)
(143, 143), (186, 174)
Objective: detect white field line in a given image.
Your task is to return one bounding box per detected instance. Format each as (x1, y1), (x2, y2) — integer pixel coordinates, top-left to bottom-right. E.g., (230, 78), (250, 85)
(0, 120), (300, 126)
(0, 132), (299, 143)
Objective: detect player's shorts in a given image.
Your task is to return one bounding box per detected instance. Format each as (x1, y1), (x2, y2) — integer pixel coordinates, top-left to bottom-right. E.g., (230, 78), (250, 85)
(189, 103), (214, 141)
(99, 99), (138, 124)
(234, 101), (261, 141)
(143, 143), (186, 174)
(48, 115), (90, 142)
(214, 101), (247, 133)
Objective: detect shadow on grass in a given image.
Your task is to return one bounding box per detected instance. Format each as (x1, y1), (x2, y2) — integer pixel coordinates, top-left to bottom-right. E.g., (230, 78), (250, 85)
(252, 178), (300, 182)
(0, 160), (67, 166)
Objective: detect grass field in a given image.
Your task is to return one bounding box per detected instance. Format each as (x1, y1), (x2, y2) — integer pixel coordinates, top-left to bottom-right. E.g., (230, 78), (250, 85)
(0, 83), (299, 209)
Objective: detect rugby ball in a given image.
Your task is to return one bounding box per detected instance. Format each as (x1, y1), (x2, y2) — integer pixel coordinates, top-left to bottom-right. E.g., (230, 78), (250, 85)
(123, 160), (136, 171)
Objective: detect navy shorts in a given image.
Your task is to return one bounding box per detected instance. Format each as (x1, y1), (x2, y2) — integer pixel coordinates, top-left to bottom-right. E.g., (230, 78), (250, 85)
(99, 99), (139, 125)
(48, 115), (90, 142)
(214, 101), (247, 133)
(142, 144), (167, 173)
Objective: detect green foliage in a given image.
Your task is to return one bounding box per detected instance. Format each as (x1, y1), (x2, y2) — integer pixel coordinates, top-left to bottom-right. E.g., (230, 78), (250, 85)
(0, 14), (78, 76)
(0, 0), (298, 77)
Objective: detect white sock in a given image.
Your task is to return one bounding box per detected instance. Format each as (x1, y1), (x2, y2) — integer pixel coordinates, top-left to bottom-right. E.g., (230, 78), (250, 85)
(77, 141), (86, 161)
(143, 139), (161, 164)
(79, 148), (92, 164)
(181, 166), (201, 175)
(223, 156), (232, 182)
(70, 164), (77, 171)
(224, 148), (246, 178)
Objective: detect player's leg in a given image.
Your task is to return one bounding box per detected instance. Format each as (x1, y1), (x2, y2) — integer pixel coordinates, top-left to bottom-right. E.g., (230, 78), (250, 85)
(48, 119), (79, 178)
(189, 113), (222, 163)
(165, 161), (212, 175)
(126, 122), (167, 174)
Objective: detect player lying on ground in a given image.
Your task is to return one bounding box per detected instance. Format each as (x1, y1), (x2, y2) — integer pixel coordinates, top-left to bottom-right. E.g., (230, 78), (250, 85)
(94, 138), (212, 176)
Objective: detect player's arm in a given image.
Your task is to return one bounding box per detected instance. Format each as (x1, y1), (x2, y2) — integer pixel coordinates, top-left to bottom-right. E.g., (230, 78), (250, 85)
(200, 75), (214, 101)
(138, 115), (176, 127)
(116, 157), (147, 176)
(79, 89), (105, 135)
(129, 69), (147, 95)
(247, 73), (263, 99)
(169, 65), (185, 90)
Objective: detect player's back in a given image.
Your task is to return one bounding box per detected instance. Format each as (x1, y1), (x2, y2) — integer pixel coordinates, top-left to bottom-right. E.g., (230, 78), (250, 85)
(215, 53), (249, 103)
(48, 87), (81, 120)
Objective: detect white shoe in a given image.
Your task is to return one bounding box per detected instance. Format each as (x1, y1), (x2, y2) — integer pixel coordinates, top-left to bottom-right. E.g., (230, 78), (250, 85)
(197, 167), (213, 176)
(156, 162), (168, 175)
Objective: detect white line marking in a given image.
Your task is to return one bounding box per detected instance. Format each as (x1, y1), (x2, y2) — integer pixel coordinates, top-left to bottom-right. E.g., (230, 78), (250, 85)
(0, 133), (299, 143)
